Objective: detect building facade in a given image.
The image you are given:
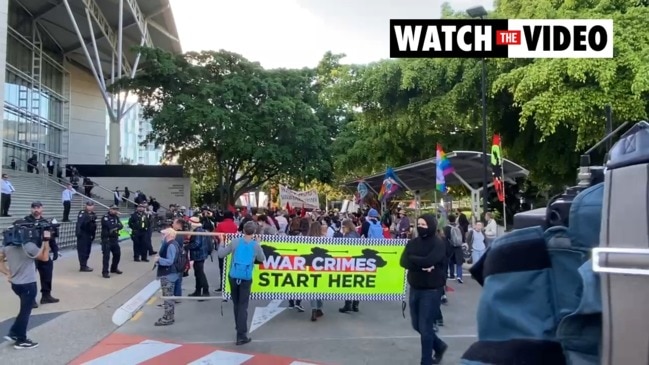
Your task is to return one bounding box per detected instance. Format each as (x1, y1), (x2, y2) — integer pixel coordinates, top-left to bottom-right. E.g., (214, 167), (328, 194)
(106, 101), (164, 165)
(0, 0), (180, 174)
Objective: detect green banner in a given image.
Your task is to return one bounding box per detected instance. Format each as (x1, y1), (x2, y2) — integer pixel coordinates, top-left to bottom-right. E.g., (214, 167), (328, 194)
(221, 235), (408, 301)
(118, 217), (131, 241)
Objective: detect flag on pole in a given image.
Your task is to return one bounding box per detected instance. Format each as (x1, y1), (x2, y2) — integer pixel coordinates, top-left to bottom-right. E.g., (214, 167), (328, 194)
(377, 168), (401, 202)
(491, 134), (505, 202)
(436, 144), (454, 193)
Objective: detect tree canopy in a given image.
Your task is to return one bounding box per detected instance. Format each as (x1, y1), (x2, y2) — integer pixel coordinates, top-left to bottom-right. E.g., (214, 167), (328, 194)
(116, 49), (334, 205)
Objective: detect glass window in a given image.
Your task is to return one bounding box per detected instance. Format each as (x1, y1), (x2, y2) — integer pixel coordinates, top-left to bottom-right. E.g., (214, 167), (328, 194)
(42, 61), (63, 93)
(4, 110), (17, 141)
(8, 0), (33, 39)
(6, 35), (32, 74)
(17, 114), (27, 145)
(47, 128), (61, 154)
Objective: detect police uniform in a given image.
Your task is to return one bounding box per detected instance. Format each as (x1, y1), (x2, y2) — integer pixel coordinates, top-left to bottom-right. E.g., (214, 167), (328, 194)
(20, 201), (60, 306)
(128, 204), (149, 261)
(75, 201), (97, 271)
(101, 205), (124, 278)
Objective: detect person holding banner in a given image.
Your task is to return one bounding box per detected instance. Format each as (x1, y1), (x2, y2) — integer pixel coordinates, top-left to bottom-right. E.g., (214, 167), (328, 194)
(400, 214), (449, 365)
(217, 222), (266, 345)
(306, 222), (325, 322)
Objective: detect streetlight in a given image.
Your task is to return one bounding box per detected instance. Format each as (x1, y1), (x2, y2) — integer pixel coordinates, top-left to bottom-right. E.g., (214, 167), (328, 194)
(466, 5), (489, 219)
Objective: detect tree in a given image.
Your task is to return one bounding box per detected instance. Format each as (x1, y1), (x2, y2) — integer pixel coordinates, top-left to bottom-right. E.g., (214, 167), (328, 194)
(116, 49), (333, 205)
(329, 1), (649, 192)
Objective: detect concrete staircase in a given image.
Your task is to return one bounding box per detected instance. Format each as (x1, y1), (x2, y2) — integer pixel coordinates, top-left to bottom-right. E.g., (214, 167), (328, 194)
(1, 169), (113, 227)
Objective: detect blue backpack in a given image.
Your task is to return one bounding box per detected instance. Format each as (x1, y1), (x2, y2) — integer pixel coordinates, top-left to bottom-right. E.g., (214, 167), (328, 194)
(229, 238), (257, 281)
(367, 220), (383, 239)
(462, 183), (604, 365)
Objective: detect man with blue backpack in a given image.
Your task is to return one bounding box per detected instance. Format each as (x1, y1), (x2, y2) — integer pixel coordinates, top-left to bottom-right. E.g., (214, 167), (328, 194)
(217, 221), (266, 345)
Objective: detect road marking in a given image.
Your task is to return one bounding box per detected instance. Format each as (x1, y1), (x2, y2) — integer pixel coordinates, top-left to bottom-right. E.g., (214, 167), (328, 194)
(112, 280), (160, 326)
(290, 362), (320, 365)
(131, 311), (143, 321)
(81, 340), (180, 365)
(146, 297), (157, 306)
(188, 333), (478, 345)
(186, 350), (254, 364)
(250, 299), (286, 333)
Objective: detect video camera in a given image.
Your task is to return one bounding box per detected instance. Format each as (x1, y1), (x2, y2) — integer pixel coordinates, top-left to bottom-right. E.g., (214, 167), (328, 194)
(513, 120), (629, 230)
(2, 219), (61, 247)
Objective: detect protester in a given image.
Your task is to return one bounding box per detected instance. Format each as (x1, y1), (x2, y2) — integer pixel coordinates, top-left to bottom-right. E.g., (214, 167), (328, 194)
(154, 228), (182, 326)
(307, 221), (326, 321)
(217, 221), (266, 345)
(400, 214), (448, 365)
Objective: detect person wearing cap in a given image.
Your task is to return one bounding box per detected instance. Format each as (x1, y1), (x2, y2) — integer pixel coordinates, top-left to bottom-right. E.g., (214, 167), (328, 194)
(23, 201), (61, 307)
(100, 205), (124, 278)
(128, 203), (150, 262)
(186, 216), (211, 298)
(397, 209), (411, 239)
(75, 201), (97, 272)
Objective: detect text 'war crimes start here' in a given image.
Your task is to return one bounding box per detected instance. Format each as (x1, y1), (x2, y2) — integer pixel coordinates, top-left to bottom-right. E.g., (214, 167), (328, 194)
(258, 254), (379, 289)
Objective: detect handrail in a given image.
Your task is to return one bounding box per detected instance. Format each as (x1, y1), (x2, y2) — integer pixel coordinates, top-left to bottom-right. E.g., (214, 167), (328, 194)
(43, 174), (114, 211)
(65, 166), (171, 213)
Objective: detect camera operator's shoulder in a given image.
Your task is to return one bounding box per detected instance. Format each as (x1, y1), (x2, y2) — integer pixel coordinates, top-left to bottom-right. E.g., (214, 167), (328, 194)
(23, 242), (40, 256)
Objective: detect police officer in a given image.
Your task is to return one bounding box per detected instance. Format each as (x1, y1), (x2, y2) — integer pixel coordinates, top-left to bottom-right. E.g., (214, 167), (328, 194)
(22, 201), (60, 307)
(75, 201), (97, 272)
(144, 204), (157, 256)
(101, 205), (124, 278)
(129, 203), (149, 262)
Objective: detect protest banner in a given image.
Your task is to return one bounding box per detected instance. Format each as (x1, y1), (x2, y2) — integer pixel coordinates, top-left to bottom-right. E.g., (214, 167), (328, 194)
(221, 235), (408, 301)
(279, 185), (320, 210)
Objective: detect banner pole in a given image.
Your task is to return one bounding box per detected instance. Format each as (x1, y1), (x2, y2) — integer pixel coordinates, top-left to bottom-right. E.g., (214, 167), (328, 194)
(501, 139), (507, 232)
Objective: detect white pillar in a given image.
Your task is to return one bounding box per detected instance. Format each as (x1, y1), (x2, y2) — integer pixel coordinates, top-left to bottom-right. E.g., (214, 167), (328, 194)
(0, 0), (9, 178)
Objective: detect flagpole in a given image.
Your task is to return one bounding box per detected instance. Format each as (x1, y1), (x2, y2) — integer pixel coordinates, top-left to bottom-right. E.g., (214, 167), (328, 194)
(502, 138), (507, 232)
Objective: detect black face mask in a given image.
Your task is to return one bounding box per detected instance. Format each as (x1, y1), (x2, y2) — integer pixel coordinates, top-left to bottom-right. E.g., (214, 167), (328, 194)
(417, 227), (429, 238)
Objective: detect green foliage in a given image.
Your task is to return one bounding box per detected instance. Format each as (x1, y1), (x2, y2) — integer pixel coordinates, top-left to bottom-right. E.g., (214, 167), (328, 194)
(115, 49), (334, 205)
(329, 0), (649, 191)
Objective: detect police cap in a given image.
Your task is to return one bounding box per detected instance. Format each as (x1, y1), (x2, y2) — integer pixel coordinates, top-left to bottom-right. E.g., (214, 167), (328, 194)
(85, 201), (95, 206)
(31, 201), (43, 208)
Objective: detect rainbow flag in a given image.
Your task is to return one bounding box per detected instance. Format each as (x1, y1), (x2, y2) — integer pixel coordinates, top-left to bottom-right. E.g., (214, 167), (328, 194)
(378, 167), (401, 202)
(436, 144), (454, 193)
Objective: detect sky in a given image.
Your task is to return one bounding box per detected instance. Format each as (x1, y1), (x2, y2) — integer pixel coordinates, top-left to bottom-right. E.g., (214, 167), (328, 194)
(169, 0), (494, 69)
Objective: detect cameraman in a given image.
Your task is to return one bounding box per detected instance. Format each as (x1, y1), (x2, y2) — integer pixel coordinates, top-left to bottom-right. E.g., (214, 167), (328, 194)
(25, 201), (60, 307)
(0, 203), (52, 349)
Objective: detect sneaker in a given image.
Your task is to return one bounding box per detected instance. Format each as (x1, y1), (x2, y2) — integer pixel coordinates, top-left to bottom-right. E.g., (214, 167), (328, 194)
(441, 295), (448, 305)
(295, 304), (305, 312)
(432, 343), (448, 364)
(457, 277), (464, 284)
(3, 335), (17, 342)
(14, 339), (39, 350)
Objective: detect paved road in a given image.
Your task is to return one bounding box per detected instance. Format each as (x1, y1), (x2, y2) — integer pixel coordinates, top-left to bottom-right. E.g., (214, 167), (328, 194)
(70, 260), (481, 364)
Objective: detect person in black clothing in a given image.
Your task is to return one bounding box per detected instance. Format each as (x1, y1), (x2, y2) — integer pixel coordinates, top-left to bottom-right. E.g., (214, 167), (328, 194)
(129, 204), (150, 262)
(456, 209), (470, 241)
(444, 214), (465, 284)
(101, 205), (124, 278)
(400, 214), (448, 365)
(76, 201), (97, 272)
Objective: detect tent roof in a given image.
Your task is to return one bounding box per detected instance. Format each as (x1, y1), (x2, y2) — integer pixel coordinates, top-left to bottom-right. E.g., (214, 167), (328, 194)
(343, 150), (529, 193)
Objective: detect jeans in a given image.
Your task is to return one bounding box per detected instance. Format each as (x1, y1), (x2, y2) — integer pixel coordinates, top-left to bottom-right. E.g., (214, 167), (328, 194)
(229, 278), (252, 340)
(472, 249), (485, 264)
(310, 299), (323, 309)
(448, 263), (462, 279)
(9, 282), (37, 341)
(409, 287), (447, 365)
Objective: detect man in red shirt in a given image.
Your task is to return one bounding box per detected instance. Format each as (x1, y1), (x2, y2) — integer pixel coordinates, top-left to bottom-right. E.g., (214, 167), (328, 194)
(214, 211), (238, 291)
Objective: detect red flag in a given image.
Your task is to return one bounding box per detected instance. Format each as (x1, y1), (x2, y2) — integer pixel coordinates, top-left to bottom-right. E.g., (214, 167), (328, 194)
(227, 204), (236, 213)
(300, 203), (306, 218)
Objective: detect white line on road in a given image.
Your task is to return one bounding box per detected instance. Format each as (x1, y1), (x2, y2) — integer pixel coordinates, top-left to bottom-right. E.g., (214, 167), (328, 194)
(112, 280), (160, 326)
(187, 350), (254, 364)
(187, 333), (477, 345)
(249, 299), (286, 333)
(81, 340), (180, 365)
